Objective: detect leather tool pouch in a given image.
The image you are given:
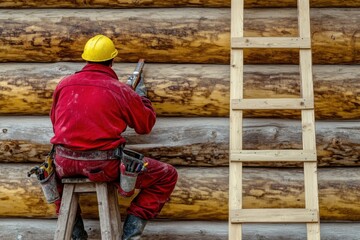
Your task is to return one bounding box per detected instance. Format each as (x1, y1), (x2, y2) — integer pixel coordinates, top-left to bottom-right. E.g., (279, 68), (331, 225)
(40, 171), (60, 203)
(39, 146), (60, 203)
(119, 149), (144, 197)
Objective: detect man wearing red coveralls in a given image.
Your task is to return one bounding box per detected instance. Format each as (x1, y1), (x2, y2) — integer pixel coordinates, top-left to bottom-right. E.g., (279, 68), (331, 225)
(50, 35), (178, 240)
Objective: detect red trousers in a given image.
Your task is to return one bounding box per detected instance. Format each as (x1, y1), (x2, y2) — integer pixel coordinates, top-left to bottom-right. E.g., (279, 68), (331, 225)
(54, 155), (178, 220)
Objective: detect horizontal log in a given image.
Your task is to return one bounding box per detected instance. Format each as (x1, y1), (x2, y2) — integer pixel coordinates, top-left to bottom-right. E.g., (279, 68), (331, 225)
(0, 9), (359, 64)
(1, 63), (359, 119)
(1, 117), (359, 167)
(1, 0), (360, 8)
(1, 219), (360, 240)
(1, 164), (360, 221)
(1, 219), (228, 240)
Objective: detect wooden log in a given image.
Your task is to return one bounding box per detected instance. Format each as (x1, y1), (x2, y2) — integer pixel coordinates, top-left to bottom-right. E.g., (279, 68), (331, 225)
(0, 9), (359, 64)
(1, 117), (359, 167)
(1, 219), (360, 240)
(1, 0), (360, 8)
(1, 63), (359, 119)
(1, 164), (360, 221)
(1, 219), (228, 240)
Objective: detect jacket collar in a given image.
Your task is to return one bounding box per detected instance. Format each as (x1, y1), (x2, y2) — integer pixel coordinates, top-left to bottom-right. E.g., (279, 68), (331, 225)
(80, 63), (119, 80)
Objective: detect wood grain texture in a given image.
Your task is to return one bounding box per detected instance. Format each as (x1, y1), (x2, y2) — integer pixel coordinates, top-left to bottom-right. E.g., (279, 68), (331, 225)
(1, 117), (359, 167)
(2, 219), (360, 240)
(1, 219), (228, 240)
(1, 63), (359, 119)
(1, 164), (360, 221)
(0, 218), (360, 240)
(1, 0), (360, 8)
(0, 9), (359, 64)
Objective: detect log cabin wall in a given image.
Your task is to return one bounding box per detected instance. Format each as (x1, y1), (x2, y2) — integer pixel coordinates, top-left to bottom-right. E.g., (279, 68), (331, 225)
(0, 0), (360, 239)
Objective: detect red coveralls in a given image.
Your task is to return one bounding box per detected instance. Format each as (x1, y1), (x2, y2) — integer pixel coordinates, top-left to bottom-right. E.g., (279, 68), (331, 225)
(50, 63), (178, 220)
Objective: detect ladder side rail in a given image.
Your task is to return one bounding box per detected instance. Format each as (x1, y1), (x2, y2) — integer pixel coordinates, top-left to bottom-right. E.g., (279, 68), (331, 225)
(229, 0), (244, 239)
(298, 0), (321, 239)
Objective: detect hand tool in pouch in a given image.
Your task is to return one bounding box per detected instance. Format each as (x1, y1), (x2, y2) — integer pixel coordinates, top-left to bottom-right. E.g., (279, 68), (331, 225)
(27, 145), (60, 203)
(119, 148), (147, 197)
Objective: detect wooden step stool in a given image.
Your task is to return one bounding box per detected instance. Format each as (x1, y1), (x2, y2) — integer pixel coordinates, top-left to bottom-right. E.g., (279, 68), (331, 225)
(54, 178), (122, 240)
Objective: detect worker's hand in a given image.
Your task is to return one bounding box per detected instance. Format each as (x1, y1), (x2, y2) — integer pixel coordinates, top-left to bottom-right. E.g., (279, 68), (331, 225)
(134, 73), (147, 97)
(126, 75), (135, 88)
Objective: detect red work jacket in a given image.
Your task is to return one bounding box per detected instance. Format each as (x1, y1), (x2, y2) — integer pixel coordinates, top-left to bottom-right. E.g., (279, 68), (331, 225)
(50, 63), (156, 151)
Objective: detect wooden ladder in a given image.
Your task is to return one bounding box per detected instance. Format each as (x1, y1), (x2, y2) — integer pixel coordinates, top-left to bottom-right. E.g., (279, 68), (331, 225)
(229, 0), (320, 239)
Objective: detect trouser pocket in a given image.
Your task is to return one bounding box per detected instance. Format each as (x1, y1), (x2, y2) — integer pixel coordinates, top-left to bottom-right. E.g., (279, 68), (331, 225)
(86, 169), (113, 182)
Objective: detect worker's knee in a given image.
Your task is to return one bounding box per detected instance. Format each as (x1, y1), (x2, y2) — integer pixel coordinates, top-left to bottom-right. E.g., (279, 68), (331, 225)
(167, 164), (178, 186)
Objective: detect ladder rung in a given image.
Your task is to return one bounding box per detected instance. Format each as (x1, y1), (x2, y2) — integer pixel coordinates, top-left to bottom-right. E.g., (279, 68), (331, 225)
(231, 209), (319, 223)
(232, 37), (311, 49)
(230, 150), (317, 162)
(231, 98), (314, 110)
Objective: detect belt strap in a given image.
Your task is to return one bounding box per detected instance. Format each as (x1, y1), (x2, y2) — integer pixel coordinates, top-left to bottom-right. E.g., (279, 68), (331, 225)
(55, 145), (120, 161)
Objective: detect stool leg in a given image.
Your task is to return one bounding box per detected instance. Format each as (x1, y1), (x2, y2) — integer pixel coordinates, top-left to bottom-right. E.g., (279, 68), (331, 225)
(96, 182), (112, 240)
(108, 184), (121, 239)
(54, 183), (79, 240)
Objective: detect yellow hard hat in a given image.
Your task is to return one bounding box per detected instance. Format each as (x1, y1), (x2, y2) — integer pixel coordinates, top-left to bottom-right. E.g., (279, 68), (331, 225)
(81, 35), (118, 62)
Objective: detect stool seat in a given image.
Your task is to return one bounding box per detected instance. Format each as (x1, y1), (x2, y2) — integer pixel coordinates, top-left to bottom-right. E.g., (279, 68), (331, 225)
(54, 178), (122, 240)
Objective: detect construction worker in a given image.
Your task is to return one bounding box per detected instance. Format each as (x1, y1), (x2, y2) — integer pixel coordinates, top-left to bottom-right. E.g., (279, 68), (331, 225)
(50, 34), (178, 240)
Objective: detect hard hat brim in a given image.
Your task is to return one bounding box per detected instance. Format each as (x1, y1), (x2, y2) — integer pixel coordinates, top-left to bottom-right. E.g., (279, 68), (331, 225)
(82, 49), (118, 62)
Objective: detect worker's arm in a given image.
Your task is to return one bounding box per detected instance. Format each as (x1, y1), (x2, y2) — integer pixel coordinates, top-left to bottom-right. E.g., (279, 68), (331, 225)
(49, 87), (59, 132)
(119, 79), (156, 134)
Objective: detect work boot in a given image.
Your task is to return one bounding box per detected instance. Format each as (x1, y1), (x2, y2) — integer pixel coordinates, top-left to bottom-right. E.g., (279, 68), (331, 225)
(72, 215), (88, 240)
(122, 214), (147, 240)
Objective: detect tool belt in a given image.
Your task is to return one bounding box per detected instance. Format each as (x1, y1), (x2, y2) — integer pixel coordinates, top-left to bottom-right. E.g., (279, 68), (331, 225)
(55, 145), (123, 161)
